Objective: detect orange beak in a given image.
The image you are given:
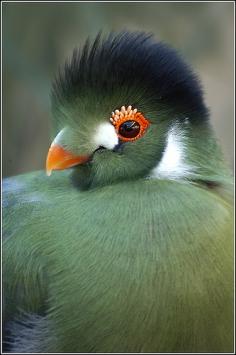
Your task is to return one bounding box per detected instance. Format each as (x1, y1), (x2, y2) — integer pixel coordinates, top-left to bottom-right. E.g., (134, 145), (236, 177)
(46, 144), (90, 176)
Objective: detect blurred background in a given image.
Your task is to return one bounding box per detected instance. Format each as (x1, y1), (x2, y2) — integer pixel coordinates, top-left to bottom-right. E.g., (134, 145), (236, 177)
(2, 1), (234, 177)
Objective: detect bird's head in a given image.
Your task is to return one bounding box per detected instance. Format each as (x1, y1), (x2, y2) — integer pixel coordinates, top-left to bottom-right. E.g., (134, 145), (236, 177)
(46, 31), (210, 189)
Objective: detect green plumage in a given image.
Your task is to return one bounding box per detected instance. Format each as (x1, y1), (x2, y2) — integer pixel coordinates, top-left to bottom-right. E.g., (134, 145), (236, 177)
(3, 31), (234, 353)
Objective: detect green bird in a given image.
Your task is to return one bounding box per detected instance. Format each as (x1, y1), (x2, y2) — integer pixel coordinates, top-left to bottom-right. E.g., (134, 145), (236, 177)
(3, 31), (234, 353)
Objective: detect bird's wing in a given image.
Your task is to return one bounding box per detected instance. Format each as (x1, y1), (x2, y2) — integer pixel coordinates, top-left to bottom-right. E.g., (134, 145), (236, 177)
(2, 170), (72, 322)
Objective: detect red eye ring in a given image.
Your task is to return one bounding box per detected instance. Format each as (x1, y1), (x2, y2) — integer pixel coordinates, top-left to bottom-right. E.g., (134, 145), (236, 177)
(110, 105), (150, 142)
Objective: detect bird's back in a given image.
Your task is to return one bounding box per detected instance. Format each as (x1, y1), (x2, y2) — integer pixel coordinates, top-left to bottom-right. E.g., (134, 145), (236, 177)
(3, 171), (234, 353)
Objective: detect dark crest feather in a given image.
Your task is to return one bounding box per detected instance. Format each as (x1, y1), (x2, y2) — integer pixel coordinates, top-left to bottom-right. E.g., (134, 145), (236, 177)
(51, 31), (207, 119)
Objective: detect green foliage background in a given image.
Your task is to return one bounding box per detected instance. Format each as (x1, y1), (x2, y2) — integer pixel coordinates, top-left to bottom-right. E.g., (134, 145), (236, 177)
(2, 2), (234, 177)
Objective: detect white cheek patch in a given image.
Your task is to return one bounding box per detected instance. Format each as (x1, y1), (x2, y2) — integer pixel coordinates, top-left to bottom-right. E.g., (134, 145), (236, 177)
(93, 122), (119, 150)
(151, 123), (194, 180)
(52, 128), (66, 144)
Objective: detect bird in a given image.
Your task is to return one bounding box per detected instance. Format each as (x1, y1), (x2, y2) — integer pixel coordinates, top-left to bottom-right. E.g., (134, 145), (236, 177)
(3, 31), (234, 353)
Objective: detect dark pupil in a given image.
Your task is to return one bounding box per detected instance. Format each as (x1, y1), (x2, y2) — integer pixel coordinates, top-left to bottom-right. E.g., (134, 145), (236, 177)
(118, 120), (140, 138)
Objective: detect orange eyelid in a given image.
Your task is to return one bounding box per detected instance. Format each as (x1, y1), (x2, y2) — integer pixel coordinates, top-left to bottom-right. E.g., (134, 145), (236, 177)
(110, 105), (150, 141)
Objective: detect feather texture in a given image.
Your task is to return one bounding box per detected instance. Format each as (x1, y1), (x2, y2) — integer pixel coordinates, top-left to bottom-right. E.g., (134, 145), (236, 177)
(3, 172), (234, 352)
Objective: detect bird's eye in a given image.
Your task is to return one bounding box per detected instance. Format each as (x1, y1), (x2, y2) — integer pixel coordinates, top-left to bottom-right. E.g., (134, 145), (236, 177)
(110, 105), (150, 142)
(119, 120), (140, 139)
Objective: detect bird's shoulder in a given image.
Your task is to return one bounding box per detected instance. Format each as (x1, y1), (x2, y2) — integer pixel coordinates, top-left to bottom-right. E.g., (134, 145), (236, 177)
(2, 170), (73, 239)
(3, 170), (73, 209)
